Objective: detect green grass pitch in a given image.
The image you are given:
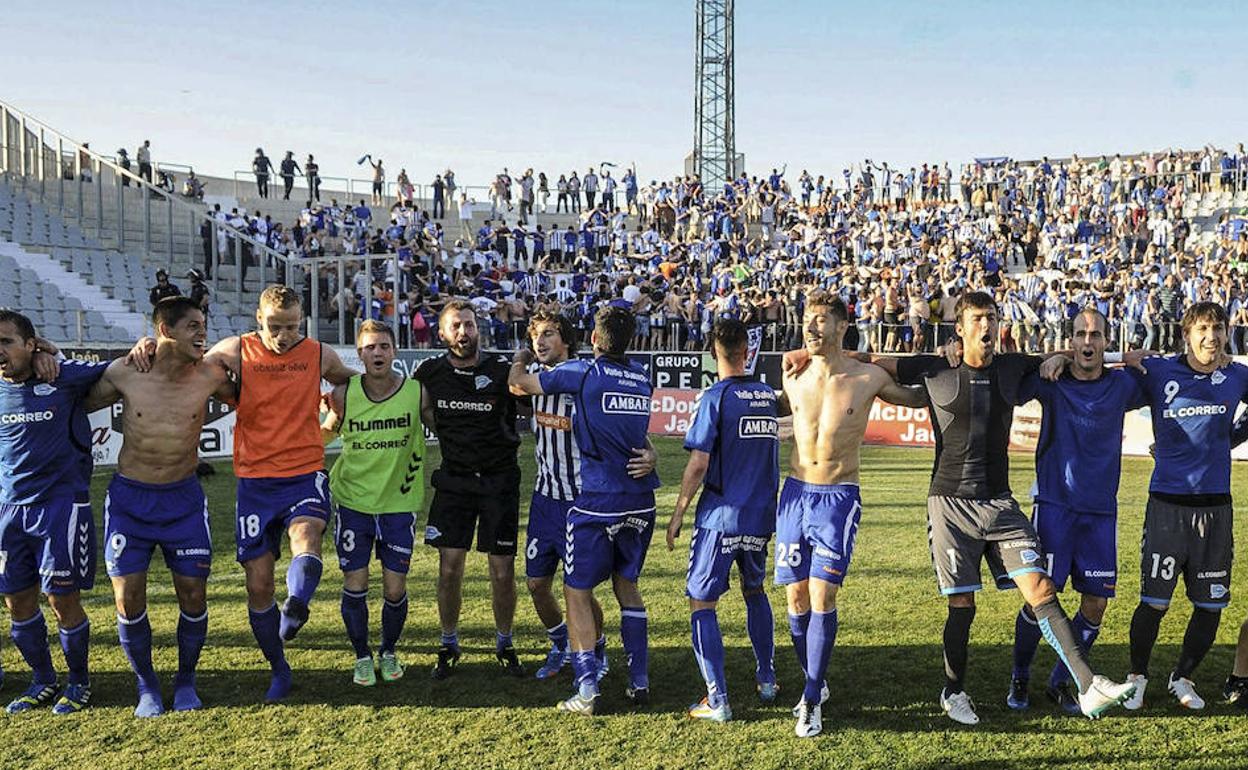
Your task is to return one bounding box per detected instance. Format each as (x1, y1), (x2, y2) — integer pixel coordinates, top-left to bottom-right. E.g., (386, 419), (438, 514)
(3, 439), (1248, 769)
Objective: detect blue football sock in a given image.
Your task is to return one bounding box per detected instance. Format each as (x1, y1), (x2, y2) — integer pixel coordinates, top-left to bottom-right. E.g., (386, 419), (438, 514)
(803, 608), (838, 704)
(547, 622), (569, 652)
(340, 590), (370, 659)
(380, 594), (408, 655)
(788, 610), (812, 678)
(691, 608), (728, 708)
(12, 611), (56, 685)
(744, 591), (776, 684)
(117, 612), (160, 693)
(285, 552), (323, 607)
(440, 630), (459, 648)
(247, 603), (289, 673)
(1013, 605), (1041, 680)
(572, 649), (599, 696)
(620, 606), (649, 689)
(175, 611), (208, 686)
(594, 634), (607, 659)
(1050, 611), (1101, 688)
(58, 619), (90, 686)
(495, 630), (513, 653)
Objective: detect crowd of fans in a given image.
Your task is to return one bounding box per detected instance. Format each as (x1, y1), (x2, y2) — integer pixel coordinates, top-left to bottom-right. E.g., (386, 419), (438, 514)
(196, 145), (1248, 354)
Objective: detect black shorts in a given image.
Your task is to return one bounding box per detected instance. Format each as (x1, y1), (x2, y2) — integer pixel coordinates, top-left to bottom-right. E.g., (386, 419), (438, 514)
(425, 467), (521, 555)
(1139, 496), (1233, 609)
(926, 495), (1044, 595)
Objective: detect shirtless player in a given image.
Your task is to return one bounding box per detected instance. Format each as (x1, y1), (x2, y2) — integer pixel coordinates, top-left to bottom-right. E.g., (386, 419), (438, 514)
(91, 297), (234, 716)
(778, 291), (925, 737)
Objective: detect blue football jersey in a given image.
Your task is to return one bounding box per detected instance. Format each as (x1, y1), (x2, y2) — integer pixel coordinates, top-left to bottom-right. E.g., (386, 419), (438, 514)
(1020, 368), (1147, 515)
(1140, 356), (1248, 496)
(684, 376), (779, 536)
(0, 359), (107, 504)
(539, 356), (660, 497)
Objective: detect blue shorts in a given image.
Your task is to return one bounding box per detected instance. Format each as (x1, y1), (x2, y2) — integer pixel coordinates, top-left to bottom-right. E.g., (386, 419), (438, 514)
(563, 492), (656, 590)
(104, 474), (212, 579)
(526, 492), (572, 579)
(235, 471), (331, 563)
(774, 478), (861, 586)
(333, 506), (415, 574)
(0, 497), (95, 595)
(685, 527), (769, 602)
(1031, 501), (1117, 598)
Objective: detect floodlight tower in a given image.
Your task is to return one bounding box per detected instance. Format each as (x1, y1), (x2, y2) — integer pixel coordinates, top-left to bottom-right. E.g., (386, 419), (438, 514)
(692, 0), (735, 192)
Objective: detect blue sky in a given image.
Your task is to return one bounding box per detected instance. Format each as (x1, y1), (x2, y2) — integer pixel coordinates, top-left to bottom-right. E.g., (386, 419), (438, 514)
(3, 1), (1243, 190)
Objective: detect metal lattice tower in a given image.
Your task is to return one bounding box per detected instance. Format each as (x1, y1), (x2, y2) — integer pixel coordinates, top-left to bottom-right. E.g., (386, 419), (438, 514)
(692, 0), (735, 191)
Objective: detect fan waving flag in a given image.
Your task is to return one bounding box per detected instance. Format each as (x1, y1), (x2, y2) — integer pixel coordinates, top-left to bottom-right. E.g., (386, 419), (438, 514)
(744, 325), (764, 375)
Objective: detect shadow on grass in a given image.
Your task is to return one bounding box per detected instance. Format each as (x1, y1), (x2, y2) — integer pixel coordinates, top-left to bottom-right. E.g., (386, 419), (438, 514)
(22, 642), (1227, 730)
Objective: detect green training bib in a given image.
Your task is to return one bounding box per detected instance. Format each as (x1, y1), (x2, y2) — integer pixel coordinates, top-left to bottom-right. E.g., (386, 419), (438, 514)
(329, 375), (426, 514)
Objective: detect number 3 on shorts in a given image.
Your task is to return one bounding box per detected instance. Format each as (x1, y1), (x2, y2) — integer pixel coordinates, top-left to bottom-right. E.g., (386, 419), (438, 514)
(239, 514), (261, 540)
(0, 549), (7, 575)
(340, 529), (355, 552)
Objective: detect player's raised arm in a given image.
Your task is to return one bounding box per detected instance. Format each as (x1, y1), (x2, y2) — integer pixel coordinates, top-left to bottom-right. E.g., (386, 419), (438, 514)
(81, 357), (125, 413)
(320, 343), (358, 386)
(507, 348), (545, 395)
(667, 449), (709, 549)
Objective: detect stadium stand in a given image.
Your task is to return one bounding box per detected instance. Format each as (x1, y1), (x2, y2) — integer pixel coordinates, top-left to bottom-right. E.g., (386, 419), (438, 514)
(4, 99), (1248, 357)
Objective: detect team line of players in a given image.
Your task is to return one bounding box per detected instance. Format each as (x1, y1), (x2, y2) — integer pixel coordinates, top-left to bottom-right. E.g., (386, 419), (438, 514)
(0, 287), (1246, 737)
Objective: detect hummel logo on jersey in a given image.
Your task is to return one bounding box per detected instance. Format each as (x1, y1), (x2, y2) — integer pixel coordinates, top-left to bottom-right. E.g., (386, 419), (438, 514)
(738, 415), (778, 439)
(601, 392), (649, 415)
(347, 414), (412, 432)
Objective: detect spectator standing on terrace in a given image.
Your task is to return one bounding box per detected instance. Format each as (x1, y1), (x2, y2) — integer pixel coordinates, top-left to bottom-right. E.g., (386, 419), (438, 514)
(519, 169), (535, 225)
(538, 173), (550, 214)
(279, 152), (301, 200)
(584, 167), (599, 210)
(137, 140), (152, 184)
(306, 155), (321, 201)
(118, 149), (132, 187)
(568, 172), (582, 213)
(253, 149), (275, 199)
(397, 169), (414, 204)
(367, 157), (385, 206)
(458, 195), (474, 241)
(556, 175), (570, 213)
(432, 175), (446, 219)
(444, 169), (457, 206)
(602, 171), (617, 213)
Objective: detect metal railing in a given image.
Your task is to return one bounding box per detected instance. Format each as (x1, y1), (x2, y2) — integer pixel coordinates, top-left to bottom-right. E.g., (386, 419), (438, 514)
(229, 170), (429, 207)
(0, 99), (296, 309)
